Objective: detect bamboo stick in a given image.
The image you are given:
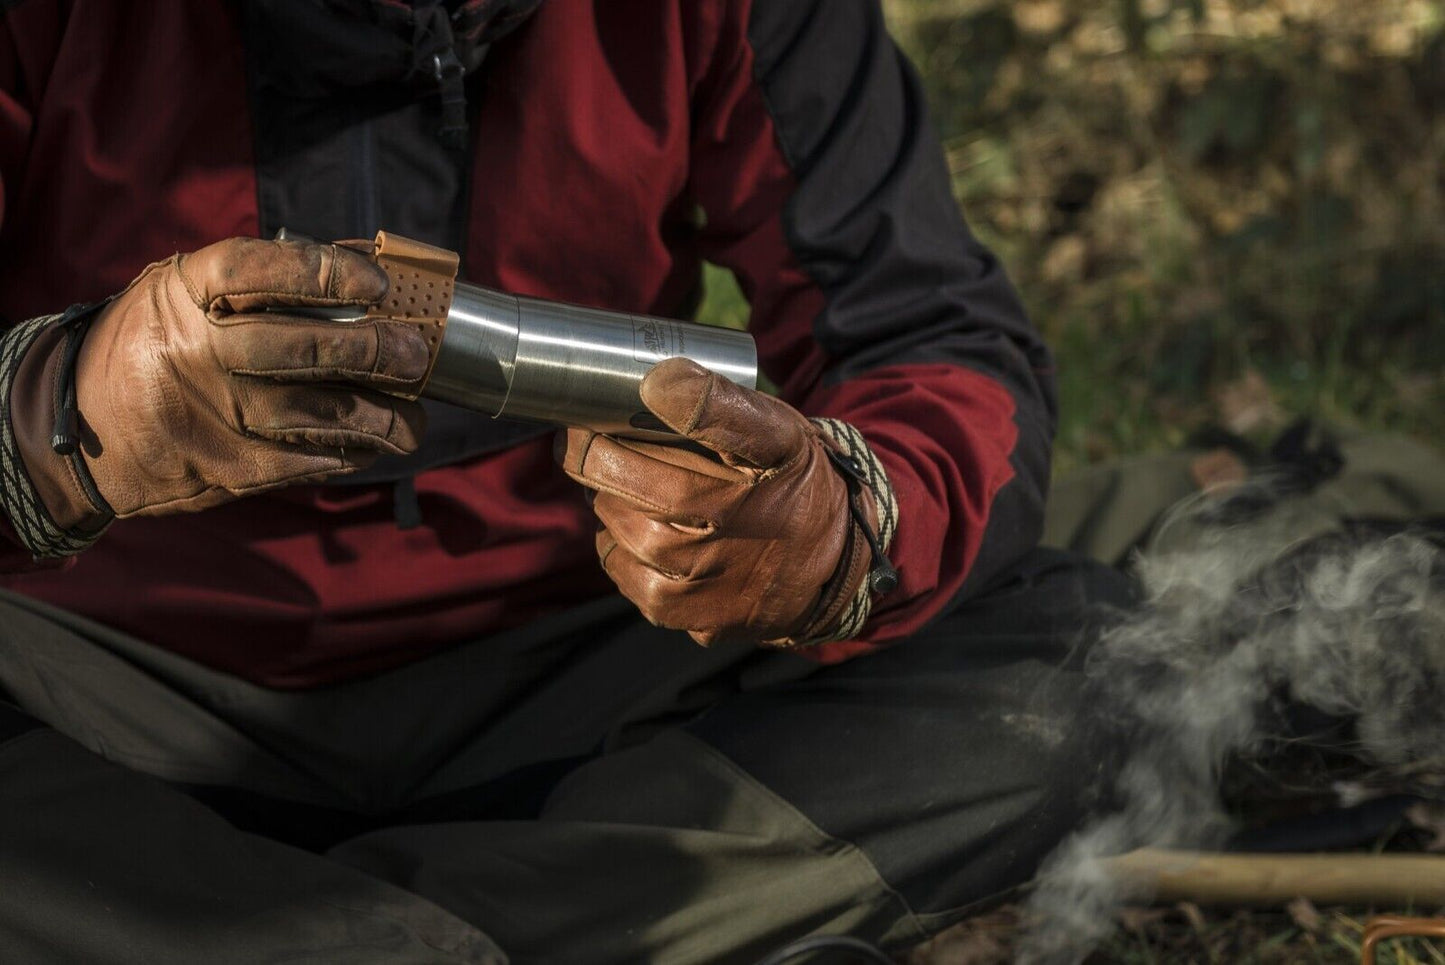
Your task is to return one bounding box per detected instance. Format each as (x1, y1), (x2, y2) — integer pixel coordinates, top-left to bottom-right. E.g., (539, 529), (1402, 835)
(1104, 849), (1445, 906)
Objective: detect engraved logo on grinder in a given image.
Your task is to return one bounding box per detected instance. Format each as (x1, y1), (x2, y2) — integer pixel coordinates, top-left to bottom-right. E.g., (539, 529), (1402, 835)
(632, 317), (687, 364)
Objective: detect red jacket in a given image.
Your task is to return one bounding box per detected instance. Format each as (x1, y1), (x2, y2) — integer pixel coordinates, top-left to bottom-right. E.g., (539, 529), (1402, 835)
(0, 0), (1055, 687)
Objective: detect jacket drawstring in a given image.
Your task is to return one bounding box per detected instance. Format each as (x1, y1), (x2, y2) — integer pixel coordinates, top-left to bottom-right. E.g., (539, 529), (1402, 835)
(412, 1), (471, 150)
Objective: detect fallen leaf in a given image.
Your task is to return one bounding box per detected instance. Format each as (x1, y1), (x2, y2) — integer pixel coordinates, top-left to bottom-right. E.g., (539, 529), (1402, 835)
(1407, 802), (1445, 852)
(1213, 370), (1285, 435)
(1176, 901), (1208, 933)
(1041, 234), (1088, 284)
(1287, 896), (1323, 934)
(1118, 906), (1169, 934)
(1190, 447), (1249, 491)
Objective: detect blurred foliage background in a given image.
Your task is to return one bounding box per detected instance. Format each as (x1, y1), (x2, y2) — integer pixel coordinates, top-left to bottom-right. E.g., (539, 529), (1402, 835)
(698, 0), (1445, 475)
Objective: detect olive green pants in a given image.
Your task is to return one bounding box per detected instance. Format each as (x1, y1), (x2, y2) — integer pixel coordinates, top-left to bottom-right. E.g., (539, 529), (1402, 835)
(0, 549), (1133, 964)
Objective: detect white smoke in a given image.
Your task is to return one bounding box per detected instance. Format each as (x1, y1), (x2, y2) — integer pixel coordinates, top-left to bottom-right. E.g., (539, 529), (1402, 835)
(1018, 491), (1445, 963)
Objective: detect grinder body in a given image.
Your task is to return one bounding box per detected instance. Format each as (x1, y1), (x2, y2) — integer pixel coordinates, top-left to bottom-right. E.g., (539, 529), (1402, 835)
(297, 230), (758, 441)
(430, 281), (757, 438)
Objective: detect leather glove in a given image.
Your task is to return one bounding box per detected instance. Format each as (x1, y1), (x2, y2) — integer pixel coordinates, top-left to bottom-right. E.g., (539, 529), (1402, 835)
(4, 237), (428, 549)
(560, 357), (894, 648)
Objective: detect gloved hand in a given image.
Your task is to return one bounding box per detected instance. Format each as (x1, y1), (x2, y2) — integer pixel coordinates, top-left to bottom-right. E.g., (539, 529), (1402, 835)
(4, 237), (427, 548)
(559, 357), (887, 648)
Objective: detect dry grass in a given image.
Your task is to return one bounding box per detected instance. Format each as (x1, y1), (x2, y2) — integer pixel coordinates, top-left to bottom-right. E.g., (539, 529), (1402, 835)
(906, 902), (1445, 964)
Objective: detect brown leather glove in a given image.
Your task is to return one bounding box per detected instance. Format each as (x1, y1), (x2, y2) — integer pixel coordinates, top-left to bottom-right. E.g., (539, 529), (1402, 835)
(560, 357), (888, 648)
(8, 237), (428, 541)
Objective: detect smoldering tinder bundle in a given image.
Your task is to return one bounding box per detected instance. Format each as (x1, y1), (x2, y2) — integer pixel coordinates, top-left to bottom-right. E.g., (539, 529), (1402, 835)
(1020, 498), (1445, 964)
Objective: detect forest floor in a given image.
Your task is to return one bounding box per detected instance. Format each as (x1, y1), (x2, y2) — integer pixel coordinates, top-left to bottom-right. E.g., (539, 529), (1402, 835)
(904, 901), (1445, 964)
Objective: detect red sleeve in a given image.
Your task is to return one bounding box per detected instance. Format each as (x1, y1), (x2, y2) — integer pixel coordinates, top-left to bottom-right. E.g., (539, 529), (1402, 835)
(0, 49), (18, 235)
(1, 5), (68, 573)
(0, 16), (32, 267)
(0, 2), (58, 233)
(685, 0), (1055, 658)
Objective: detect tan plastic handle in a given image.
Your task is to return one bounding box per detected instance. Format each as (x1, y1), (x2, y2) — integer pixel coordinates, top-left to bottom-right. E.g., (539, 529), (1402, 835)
(363, 231), (461, 400)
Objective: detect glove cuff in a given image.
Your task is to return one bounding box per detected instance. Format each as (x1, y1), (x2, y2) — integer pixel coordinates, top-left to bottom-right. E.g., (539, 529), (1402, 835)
(790, 418), (898, 645)
(0, 313), (113, 559)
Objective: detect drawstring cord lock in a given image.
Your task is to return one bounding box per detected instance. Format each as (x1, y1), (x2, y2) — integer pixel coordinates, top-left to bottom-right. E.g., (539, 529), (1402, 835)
(825, 448), (899, 595)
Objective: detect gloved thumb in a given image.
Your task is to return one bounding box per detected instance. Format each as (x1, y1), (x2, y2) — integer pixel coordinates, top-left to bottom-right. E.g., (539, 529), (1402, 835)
(638, 357), (806, 469)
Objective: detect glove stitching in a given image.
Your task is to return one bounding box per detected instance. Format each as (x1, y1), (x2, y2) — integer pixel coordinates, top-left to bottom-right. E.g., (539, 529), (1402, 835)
(325, 245), (339, 300)
(680, 371), (715, 436)
(173, 253), (209, 311)
(372, 320), (393, 378)
(598, 532), (618, 572)
(564, 472), (673, 517)
(211, 290), (378, 307)
(131, 457), (361, 515)
(230, 367), (414, 385)
(209, 297), (374, 320)
(761, 430), (810, 479)
(383, 396), (400, 447)
(607, 521), (700, 583)
(241, 423), (407, 456)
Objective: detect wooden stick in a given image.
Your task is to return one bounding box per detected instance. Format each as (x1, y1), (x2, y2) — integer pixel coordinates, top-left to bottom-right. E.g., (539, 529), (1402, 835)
(1105, 849), (1445, 906)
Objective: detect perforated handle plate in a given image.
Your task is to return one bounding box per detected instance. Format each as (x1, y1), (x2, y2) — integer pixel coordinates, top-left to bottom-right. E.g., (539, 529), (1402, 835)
(364, 231), (461, 400)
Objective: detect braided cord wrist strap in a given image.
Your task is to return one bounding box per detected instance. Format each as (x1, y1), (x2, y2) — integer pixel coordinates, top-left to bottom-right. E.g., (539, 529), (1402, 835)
(804, 417), (899, 644)
(0, 314), (110, 558)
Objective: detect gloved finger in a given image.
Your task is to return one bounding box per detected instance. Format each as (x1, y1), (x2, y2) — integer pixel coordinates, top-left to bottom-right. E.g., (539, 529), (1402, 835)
(331, 238), (377, 255)
(129, 446), (377, 518)
(179, 238), (389, 315)
(560, 427), (737, 524)
(597, 532), (734, 636)
(638, 357), (807, 470)
(213, 316), (430, 389)
(592, 492), (722, 579)
(235, 445), (382, 491)
(233, 382), (427, 456)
